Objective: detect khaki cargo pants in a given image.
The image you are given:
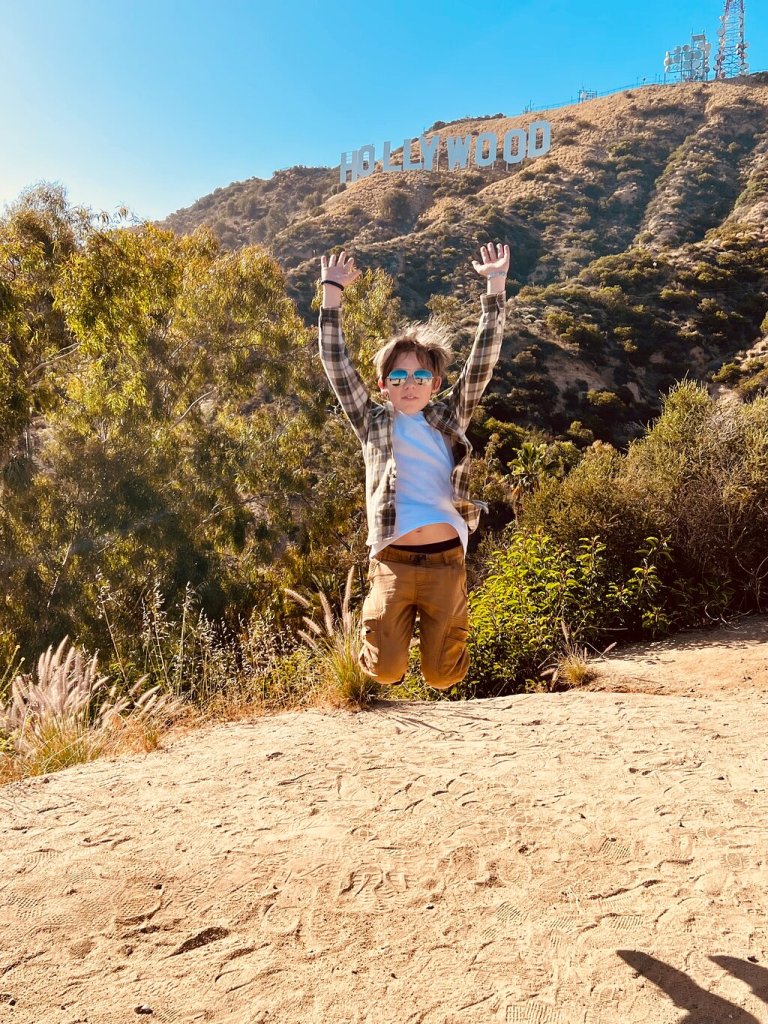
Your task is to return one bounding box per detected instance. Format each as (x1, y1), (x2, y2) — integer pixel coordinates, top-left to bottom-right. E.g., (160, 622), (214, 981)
(358, 543), (469, 690)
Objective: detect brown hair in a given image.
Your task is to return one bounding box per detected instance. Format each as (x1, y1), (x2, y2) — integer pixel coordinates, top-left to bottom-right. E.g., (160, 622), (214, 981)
(373, 318), (454, 384)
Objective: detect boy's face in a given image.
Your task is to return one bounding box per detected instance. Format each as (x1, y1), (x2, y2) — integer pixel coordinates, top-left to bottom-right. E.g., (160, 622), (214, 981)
(378, 352), (441, 415)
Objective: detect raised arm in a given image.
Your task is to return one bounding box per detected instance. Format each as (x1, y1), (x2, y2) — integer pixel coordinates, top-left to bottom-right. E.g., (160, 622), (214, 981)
(318, 250), (371, 445)
(442, 242), (509, 431)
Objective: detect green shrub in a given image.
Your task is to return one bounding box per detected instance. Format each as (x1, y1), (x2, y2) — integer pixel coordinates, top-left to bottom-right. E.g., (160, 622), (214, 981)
(519, 382), (768, 621)
(521, 441), (642, 555)
(563, 322), (605, 357)
(566, 420), (594, 446)
(466, 528), (672, 696)
(660, 287), (692, 304)
(737, 365), (768, 399)
(378, 191), (412, 224)
(587, 389), (623, 410)
(545, 310), (576, 334)
(712, 361), (741, 384)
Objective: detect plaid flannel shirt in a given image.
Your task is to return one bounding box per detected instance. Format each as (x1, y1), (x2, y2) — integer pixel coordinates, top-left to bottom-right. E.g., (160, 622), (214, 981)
(318, 292), (506, 552)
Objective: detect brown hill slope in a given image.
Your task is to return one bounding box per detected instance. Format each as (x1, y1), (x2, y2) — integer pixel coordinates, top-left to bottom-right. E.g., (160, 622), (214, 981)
(161, 77), (768, 448)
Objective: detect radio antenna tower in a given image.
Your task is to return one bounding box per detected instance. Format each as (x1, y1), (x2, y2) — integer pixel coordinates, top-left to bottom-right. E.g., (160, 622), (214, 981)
(714, 0), (749, 79)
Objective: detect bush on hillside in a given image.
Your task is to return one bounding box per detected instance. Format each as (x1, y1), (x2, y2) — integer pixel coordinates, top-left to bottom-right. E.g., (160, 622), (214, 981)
(520, 381), (768, 620)
(465, 380), (768, 695)
(466, 529), (672, 696)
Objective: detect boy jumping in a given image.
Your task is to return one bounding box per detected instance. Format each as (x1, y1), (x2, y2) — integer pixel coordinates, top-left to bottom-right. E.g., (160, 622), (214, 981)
(318, 242), (508, 690)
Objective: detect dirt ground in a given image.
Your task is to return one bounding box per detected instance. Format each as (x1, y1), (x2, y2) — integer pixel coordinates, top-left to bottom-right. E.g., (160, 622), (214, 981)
(1, 615), (767, 1023)
(586, 612), (768, 698)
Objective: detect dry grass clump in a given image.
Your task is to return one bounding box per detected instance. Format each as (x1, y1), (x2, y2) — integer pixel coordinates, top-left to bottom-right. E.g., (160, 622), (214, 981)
(285, 567), (378, 709)
(539, 623), (614, 691)
(0, 635), (187, 784)
(553, 646), (599, 688)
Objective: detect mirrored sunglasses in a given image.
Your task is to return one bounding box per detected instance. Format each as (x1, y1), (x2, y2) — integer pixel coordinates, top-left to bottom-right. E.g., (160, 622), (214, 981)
(386, 368), (434, 387)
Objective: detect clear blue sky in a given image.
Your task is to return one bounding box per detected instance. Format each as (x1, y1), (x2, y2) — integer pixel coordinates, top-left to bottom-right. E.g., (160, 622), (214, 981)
(2, 0), (765, 221)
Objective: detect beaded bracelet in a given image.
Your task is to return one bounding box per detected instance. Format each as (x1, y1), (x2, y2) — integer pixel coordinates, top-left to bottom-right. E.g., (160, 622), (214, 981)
(321, 279), (344, 290)
(486, 271), (507, 280)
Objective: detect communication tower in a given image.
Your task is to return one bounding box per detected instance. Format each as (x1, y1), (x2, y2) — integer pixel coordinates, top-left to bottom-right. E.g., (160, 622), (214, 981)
(714, 0), (749, 78)
(664, 33), (711, 82)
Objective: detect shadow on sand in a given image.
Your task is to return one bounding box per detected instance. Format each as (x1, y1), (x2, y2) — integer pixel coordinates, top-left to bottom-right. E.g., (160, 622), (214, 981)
(617, 950), (768, 1023)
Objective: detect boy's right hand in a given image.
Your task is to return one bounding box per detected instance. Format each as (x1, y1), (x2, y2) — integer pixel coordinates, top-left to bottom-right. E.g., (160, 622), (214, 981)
(320, 250), (361, 307)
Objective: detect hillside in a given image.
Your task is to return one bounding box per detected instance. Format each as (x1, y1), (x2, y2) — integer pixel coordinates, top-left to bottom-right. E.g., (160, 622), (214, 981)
(2, 615), (768, 1022)
(161, 77), (768, 448)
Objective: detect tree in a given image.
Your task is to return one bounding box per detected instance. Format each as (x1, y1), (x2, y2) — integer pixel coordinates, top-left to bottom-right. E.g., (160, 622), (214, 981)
(0, 187), (403, 676)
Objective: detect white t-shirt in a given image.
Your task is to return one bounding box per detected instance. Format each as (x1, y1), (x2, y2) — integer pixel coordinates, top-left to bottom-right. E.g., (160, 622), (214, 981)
(370, 408), (468, 558)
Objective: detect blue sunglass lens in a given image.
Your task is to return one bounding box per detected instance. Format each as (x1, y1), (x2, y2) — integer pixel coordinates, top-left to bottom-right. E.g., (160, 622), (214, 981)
(387, 369), (433, 385)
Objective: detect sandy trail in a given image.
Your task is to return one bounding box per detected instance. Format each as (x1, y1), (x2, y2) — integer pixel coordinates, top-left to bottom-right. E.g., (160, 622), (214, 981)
(1, 616), (767, 1024)
(587, 613), (768, 697)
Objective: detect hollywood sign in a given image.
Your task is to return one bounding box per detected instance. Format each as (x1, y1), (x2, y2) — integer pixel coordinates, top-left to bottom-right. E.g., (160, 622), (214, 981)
(339, 121), (552, 184)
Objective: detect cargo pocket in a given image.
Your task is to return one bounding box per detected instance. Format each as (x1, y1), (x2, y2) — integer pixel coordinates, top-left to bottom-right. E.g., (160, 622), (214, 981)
(360, 569), (385, 677)
(359, 614), (381, 677)
(435, 619), (470, 685)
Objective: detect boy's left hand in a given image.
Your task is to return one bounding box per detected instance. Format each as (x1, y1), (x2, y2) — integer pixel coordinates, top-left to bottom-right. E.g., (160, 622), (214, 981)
(472, 242), (510, 294)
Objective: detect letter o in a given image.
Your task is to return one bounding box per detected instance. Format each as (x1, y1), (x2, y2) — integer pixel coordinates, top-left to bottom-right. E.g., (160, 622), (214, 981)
(356, 144), (376, 178)
(502, 129), (527, 165)
(527, 121), (552, 158)
(474, 132), (497, 167)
